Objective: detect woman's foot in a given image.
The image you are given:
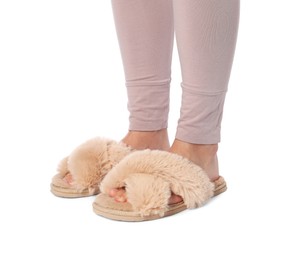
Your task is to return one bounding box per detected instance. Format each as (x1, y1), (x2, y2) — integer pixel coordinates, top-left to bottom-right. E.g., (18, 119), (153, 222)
(110, 138), (219, 204)
(167, 139), (219, 204)
(61, 129), (170, 187)
(169, 139), (219, 182)
(121, 129), (170, 151)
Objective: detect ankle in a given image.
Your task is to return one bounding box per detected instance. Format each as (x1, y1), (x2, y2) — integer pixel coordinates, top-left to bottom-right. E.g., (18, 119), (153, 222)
(122, 129), (170, 151)
(170, 139), (219, 181)
(170, 139), (218, 156)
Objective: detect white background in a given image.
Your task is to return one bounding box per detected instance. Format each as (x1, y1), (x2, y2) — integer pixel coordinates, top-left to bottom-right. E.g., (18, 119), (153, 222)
(0, 1), (289, 259)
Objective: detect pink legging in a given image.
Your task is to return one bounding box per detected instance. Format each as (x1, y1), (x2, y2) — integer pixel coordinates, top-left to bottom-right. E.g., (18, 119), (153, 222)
(111, 0), (240, 144)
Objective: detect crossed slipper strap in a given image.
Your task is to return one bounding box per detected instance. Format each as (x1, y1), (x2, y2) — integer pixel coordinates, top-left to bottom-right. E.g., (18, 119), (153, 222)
(51, 137), (132, 197)
(100, 150), (215, 217)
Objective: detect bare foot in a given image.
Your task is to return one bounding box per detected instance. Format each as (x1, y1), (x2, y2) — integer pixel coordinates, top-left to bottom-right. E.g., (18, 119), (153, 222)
(169, 139), (219, 182)
(121, 129), (170, 151)
(110, 188), (184, 204)
(110, 138), (219, 205)
(167, 139), (219, 204)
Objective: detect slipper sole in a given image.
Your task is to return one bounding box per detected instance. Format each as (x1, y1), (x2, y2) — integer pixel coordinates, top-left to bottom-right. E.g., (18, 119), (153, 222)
(92, 177), (226, 221)
(50, 183), (98, 198)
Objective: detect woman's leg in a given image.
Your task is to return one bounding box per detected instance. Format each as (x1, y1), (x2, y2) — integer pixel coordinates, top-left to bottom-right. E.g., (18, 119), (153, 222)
(173, 0), (240, 144)
(170, 0), (240, 181)
(111, 0), (174, 150)
(110, 0), (240, 203)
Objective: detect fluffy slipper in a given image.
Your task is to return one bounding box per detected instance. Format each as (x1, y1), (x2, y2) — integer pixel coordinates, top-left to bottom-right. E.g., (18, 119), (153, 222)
(50, 137), (132, 198)
(93, 150), (227, 221)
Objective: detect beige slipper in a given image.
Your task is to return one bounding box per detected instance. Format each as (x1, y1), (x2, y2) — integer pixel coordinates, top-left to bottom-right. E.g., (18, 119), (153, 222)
(93, 150), (227, 221)
(50, 137), (132, 198)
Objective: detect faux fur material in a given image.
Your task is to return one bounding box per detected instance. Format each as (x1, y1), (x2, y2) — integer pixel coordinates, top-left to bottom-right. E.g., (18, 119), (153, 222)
(100, 150), (214, 216)
(55, 137), (132, 194)
(52, 156), (70, 188)
(125, 174), (171, 217)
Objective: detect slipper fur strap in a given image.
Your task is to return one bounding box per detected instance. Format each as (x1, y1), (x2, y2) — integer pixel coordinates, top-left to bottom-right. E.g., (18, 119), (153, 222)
(100, 150), (214, 217)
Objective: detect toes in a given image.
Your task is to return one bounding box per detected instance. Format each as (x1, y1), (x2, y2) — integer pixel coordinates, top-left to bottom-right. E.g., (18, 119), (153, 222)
(109, 190), (182, 204)
(109, 188), (127, 203)
(63, 173), (73, 185)
(109, 188), (118, 197)
(168, 193), (183, 205)
(115, 195), (126, 203)
(115, 188), (127, 202)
